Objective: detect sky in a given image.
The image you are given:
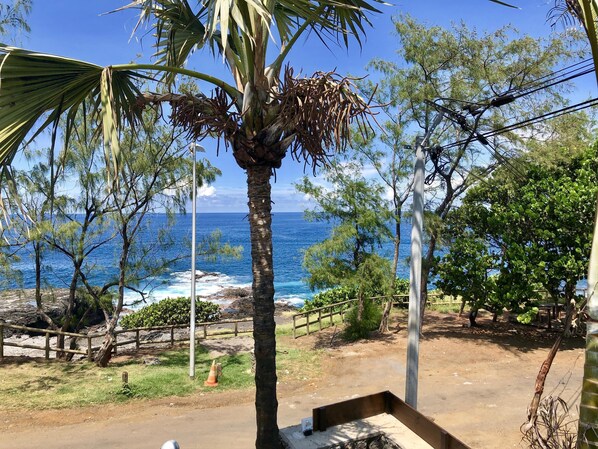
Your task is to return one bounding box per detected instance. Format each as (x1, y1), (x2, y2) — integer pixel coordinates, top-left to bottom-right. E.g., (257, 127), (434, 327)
(12, 0), (596, 212)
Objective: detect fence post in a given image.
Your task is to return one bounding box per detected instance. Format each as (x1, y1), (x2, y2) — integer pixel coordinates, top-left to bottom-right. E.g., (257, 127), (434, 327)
(0, 324), (3, 360)
(329, 306), (333, 325)
(203, 324), (207, 339)
(306, 312), (310, 335)
(87, 336), (93, 362)
(45, 332), (50, 360)
(318, 310), (322, 331)
(136, 329), (140, 351)
(234, 321), (238, 337)
(170, 327), (175, 347)
(293, 315), (296, 339)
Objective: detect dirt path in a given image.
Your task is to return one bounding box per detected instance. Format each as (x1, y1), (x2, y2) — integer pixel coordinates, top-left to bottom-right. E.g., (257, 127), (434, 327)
(0, 312), (585, 449)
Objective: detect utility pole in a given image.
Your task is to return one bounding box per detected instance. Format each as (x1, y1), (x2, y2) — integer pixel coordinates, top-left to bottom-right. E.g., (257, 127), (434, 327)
(406, 113), (444, 408)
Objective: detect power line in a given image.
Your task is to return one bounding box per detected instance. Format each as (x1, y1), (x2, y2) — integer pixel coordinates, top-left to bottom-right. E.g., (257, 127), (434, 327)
(503, 58), (594, 97)
(442, 97), (598, 151)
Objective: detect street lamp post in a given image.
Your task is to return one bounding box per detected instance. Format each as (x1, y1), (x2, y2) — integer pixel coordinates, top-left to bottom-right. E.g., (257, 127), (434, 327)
(189, 142), (204, 380)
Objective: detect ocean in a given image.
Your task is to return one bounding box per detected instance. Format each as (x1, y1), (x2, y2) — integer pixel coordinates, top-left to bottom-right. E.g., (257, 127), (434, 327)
(8, 212), (414, 308)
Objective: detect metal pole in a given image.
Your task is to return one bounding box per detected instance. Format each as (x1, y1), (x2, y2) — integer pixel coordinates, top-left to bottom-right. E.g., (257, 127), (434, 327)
(406, 113), (444, 408)
(189, 143), (204, 379)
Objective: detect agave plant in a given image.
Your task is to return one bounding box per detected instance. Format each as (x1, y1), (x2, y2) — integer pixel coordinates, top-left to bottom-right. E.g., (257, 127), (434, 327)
(0, 1), (383, 447)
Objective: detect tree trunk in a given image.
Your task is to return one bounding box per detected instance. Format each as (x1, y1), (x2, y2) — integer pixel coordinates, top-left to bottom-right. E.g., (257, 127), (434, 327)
(379, 209), (401, 333)
(94, 316), (117, 367)
(578, 196), (598, 448)
(379, 300), (393, 332)
(357, 292), (365, 323)
(95, 233), (130, 367)
(522, 298), (576, 441)
(523, 332), (563, 433)
(58, 269), (80, 359)
(246, 165), (280, 449)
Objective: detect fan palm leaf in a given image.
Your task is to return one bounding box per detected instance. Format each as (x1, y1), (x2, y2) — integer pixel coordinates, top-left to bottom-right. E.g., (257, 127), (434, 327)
(0, 46), (144, 170)
(0, 45), (240, 174)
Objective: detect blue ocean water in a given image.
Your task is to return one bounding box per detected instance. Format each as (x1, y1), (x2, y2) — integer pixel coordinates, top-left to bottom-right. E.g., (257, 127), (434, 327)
(9, 213), (414, 308)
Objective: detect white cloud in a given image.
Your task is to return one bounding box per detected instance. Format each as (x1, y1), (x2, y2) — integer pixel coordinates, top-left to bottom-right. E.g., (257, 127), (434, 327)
(197, 185), (216, 197)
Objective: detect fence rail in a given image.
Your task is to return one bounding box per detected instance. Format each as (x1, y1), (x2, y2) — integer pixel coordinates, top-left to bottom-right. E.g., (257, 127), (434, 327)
(291, 293), (451, 338)
(0, 318), (253, 361)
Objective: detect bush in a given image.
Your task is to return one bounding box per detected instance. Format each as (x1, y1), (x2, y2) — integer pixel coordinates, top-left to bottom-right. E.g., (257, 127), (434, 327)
(393, 278), (410, 295)
(120, 297), (221, 329)
(300, 278), (410, 312)
(300, 286), (357, 312)
(343, 299), (382, 341)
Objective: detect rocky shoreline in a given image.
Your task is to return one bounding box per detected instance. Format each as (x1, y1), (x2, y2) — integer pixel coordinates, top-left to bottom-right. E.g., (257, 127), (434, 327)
(0, 287), (298, 360)
(0, 287), (298, 335)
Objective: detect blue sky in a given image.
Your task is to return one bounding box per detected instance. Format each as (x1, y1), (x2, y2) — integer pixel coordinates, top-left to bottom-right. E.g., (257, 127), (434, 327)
(15, 0), (592, 212)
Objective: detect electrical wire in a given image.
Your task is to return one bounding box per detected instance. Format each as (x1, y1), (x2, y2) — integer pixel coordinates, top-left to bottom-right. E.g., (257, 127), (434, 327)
(441, 97), (598, 151)
(439, 58), (595, 113)
(503, 58), (594, 97)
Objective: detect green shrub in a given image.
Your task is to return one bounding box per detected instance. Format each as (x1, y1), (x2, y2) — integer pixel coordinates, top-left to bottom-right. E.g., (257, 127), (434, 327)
(300, 278), (409, 312)
(343, 299), (382, 341)
(120, 296), (221, 329)
(393, 278), (410, 295)
(300, 286), (357, 312)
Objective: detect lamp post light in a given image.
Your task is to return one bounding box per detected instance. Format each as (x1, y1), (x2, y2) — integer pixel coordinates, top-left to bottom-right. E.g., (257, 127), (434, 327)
(189, 142), (204, 380)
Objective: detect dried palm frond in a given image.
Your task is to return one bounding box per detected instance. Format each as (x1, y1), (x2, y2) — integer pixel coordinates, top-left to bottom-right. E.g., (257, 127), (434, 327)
(277, 67), (376, 172)
(137, 89), (239, 149)
(521, 396), (577, 449)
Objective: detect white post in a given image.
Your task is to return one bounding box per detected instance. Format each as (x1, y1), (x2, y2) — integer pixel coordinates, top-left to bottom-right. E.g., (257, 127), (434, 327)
(406, 135), (424, 408)
(189, 143), (204, 380)
(406, 113), (444, 408)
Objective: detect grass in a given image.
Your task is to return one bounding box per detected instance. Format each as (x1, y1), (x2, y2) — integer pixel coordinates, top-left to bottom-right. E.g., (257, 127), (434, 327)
(0, 338), (319, 410)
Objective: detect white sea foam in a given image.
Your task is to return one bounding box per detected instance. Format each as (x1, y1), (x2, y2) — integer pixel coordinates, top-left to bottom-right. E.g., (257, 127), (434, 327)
(124, 269), (252, 309)
(275, 295), (308, 307)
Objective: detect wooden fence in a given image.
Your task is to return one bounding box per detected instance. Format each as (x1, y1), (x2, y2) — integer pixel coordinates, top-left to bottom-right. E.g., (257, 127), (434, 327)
(291, 293), (452, 338)
(0, 318), (252, 361)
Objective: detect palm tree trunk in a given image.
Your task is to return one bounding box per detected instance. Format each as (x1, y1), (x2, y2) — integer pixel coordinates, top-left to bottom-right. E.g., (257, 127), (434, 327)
(578, 194), (598, 448)
(246, 165), (280, 449)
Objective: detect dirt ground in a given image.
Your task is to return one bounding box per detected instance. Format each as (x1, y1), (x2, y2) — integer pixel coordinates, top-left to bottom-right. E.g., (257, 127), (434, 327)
(0, 312), (586, 449)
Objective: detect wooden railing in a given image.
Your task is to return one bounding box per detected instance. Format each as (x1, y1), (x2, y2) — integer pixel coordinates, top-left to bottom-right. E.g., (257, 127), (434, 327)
(0, 323), (96, 361)
(0, 318), (252, 361)
(291, 293), (450, 338)
(311, 391), (471, 449)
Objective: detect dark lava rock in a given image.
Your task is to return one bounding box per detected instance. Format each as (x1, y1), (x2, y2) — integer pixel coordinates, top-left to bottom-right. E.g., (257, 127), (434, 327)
(222, 295), (298, 319)
(0, 289), (104, 336)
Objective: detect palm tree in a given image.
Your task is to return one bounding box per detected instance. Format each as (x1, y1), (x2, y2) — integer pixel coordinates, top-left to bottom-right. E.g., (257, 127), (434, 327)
(0, 1), (382, 447)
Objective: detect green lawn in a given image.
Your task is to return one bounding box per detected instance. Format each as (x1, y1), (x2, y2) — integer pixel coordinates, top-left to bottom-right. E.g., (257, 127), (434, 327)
(0, 340), (320, 410)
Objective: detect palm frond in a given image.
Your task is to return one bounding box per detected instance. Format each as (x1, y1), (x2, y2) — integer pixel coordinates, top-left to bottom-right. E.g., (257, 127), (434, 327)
(278, 68), (376, 171)
(563, 0), (598, 85)
(0, 45), (146, 169)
